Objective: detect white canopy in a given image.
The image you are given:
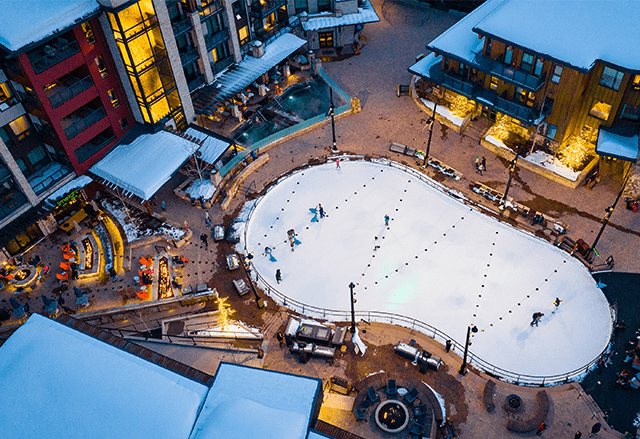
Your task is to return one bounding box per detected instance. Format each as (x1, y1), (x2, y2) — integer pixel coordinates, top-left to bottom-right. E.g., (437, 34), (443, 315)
(301, 0), (380, 32)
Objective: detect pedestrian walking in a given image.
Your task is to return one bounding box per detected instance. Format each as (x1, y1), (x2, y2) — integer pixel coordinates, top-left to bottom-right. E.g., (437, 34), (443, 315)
(318, 203), (326, 218)
(481, 156), (487, 172)
(336, 158), (340, 169)
(384, 214), (390, 227)
(575, 432), (582, 439)
(276, 331), (284, 348)
(475, 156), (483, 175)
(553, 297), (563, 307)
(200, 233), (208, 249)
(200, 197), (205, 209)
(530, 312), (544, 327)
(161, 200), (166, 211)
(205, 211), (211, 227)
(445, 339), (452, 353)
(276, 269), (282, 284)
(536, 422), (546, 436)
(184, 220), (189, 230)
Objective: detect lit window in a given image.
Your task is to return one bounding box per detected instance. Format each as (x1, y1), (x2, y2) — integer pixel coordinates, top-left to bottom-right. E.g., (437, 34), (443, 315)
(9, 115), (31, 140)
(319, 31), (333, 48)
(238, 26), (249, 45)
(546, 124), (557, 140)
(551, 65), (562, 83)
(516, 87), (526, 103)
(210, 47), (219, 63)
(589, 100), (612, 120)
(621, 104), (640, 120)
(95, 56), (109, 78)
(81, 22), (95, 45)
(504, 46), (513, 65)
(599, 66), (624, 91)
(489, 76), (498, 91)
(521, 52), (534, 72)
(632, 75), (640, 90)
(107, 89), (120, 109)
(0, 82), (15, 110)
(119, 118), (129, 129)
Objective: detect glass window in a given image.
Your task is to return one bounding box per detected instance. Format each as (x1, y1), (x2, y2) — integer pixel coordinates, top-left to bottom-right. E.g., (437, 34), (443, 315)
(81, 22), (95, 45)
(590, 100), (612, 120)
(485, 37), (492, 56)
(294, 0), (308, 13)
(0, 82), (14, 109)
(546, 124), (557, 140)
(504, 46), (513, 65)
(600, 66), (624, 91)
(533, 58), (543, 77)
(317, 0), (330, 12)
(319, 31), (333, 48)
(8, 115), (31, 140)
(551, 65), (562, 83)
(107, 89), (120, 108)
(119, 118), (129, 129)
(632, 75), (640, 90)
(26, 145), (48, 170)
(490, 76), (498, 91)
(621, 104), (640, 120)
(95, 56), (109, 78)
(516, 87), (526, 103)
(521, 52), (534, 72)
(238, 26), (249, 45)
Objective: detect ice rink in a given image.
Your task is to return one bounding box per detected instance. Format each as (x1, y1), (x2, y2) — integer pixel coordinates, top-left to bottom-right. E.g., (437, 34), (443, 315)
(244, 160), (612, 379)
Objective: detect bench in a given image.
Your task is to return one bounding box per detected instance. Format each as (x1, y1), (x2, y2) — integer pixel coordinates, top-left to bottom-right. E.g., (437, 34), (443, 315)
(397, 84), (411, 97)
(483, 380), (496, 413)
(506, 390), (549, 433)
(389, 142), (417, 157)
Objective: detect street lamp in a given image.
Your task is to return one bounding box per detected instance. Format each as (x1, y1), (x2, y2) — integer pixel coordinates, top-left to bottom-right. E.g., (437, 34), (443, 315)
(458, 324), (478, 375)
(422, 103), (437, 167)
(349, 282), (356, 333)
(588, 164), (633, 260)
(500, 145), (521, 207)
(330, 87), (338, 153)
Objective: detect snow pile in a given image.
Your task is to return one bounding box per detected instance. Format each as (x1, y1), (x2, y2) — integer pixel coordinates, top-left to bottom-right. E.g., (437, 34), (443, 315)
(524, 150), (581, 182)
(421, 98), (465, 127)
(186, 178), (216, 201)
(244, 160), (612, 379)
(352, 327), (367, 356)
(0, 314), (208, 439)
(423, 382), (446, 426)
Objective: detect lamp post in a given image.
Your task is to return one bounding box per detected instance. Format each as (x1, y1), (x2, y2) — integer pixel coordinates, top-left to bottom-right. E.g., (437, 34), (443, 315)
(588, 164), (633, 259)
(500, 145), (521, 206)
(422, 103), (437, 167)
(330, 87), (338, 153)
(349, 282), (356, 333)
(458, 324), (478, 375)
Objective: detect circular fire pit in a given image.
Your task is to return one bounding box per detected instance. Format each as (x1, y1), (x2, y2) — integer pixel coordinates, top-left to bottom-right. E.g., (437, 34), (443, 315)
(11, 265), (38, 288)
(374, 399), (410, 433)
(505, 394), (523, 413)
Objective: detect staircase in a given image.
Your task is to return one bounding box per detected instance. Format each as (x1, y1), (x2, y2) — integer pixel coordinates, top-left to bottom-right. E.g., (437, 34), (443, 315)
(462, 117), (492, 143)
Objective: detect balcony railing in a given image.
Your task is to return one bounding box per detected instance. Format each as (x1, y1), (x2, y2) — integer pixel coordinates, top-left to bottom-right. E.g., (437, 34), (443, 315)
(63, 107), (107, 140)
(205, 29), (229, 51)
(28, 161), (72, 195)
(29, 40), (80, 74)
(200, 0), (224, 18)
(75, 134), (116, 163)
(474, 53), (546, 92)
(172, 17), (193, 37)
(442, 72), (478, 98)
(15, 90), (40, 109)
(211, 57), (234, 76)
(179, 47), (200, 66)
(48, 75), (94, 108)
(494, 95), (536, 122)
(250, 0), (287, 18)
(187, 75), (205, 92)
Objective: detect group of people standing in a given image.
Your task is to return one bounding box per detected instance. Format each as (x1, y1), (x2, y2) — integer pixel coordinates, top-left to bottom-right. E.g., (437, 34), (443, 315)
(475, 156), (487, 175)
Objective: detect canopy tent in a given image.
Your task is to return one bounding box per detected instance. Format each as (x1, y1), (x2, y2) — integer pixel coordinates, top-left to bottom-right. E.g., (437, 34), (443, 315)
(192, 33), (306, 117)
(596, 127), (640, 161)
(90, 130), (197, 201)
(184, 127), (233, 165)
(300, 0), (380, 32)
(43, 175), (92, 209)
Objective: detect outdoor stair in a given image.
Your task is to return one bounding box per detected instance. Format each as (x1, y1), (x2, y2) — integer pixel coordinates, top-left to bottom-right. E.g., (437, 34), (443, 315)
(462, 117), (491, 142)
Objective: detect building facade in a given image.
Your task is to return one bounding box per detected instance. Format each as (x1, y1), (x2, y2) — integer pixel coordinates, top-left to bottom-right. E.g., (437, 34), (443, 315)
(410, 0), (640, 185)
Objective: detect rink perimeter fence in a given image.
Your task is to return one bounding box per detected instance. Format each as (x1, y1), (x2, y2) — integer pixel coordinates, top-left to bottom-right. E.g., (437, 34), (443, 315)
(240, 156), (611, 387)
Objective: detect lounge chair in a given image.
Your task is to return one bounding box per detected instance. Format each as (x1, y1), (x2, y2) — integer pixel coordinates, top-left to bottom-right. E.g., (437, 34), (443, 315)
(367, 386), (380, 403)
(386, 379), (398, 399)
(403, 387), (419, 405)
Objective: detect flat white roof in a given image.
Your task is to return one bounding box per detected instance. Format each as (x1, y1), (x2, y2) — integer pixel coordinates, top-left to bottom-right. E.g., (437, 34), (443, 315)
(44, 175), (92, 208)
(190, 363), (321, 439)
(0, 314), (209, 439)
(185, 127), (231, 165)
(301, 0), (380, 32)
(0, 0), (99, 52)
(596, 128), (639, 161)
(90, 131), (196, 201)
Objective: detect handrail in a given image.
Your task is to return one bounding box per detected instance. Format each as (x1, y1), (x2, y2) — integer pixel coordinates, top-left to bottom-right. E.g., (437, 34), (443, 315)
(240, 157), (610, 387)
(48, 75), (94, 108)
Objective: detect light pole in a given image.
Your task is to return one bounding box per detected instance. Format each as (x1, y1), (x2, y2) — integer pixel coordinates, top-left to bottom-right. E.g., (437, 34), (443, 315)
(422, 103), (437, 167)
(588, 164), (633, 259)
(349, 282), (356, 333)
(501, 145), (521, 206)
(459, 324), (478, 375)
(330, 87), (338, 153)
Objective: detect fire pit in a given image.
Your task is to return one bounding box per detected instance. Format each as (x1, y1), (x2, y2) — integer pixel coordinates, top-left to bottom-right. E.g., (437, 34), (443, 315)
(374, 400), (410, 433)
(11, 265), (38, 288)
(505, 394), (523, 413)
(157, 257), (173, 299)
(82, 238), (93, 269)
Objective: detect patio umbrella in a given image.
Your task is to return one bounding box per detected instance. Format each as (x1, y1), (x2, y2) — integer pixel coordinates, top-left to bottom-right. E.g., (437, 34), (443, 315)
(9, 297), (21, 309)
(41, 295), (52, 306)
(73, 286), (85, 298)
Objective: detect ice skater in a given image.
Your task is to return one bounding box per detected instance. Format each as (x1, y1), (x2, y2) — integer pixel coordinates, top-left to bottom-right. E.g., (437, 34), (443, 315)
(336, 158), (340, 169)
(161, 200), (166, 211)
(384, 214), (390, 227)
(275, 269), (282, 284)
(530, 312), (544, 327)
(553, 297), (562, 307)
(318, 204), (326, 219)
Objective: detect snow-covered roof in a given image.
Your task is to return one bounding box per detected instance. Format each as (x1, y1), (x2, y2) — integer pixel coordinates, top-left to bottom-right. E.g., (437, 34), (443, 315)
(189, 363), (321, 439)
(202, 33), (306, 109)
(0, 0), (100, 52)
(307, 431), (332, 439)
(90, 131), (195, 201)
(408, 52), (442, 78)
(301, 0), (380, 32)
(425, 0), (499, 65)
(185, 127), (231, 165)
(44, 175), (92, 207)
(0, 314), (209, 439)
(473, 0), (640, 72)
(596, 127), (639, 161)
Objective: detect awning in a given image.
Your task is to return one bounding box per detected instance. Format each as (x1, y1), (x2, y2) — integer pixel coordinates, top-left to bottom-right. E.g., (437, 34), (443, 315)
(408, 52), (441, 78)
(44, 175), (92, 209)
(90, 131), (196, 201)
(301, 0), (380, 32)
(185, 126), (233, 165)
(192, 33), (306, 116)
(596, 127), (640, 161)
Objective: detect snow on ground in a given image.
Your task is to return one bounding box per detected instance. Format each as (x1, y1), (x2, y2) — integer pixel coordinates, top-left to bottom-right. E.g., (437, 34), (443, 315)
(101, 198), (185, 242)
(186, 178), (216, 201)
(423, 382), (446, 426)
(244, 160), (612, 379)
(421, 98), (464, 127)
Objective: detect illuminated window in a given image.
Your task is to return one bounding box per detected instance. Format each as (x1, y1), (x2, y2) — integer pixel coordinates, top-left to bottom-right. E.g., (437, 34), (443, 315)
(107, 89), (120, 108)
(504, 46), (513, 65)
(489, 76), (498, 91)
(210, 47), (219, 63)
(632, 75), (640, 90)
(551, 65), (562, 83)
(9, 115), (31, 140)
(546, 124), (557, 140)
(319, 31), (333, 48)
(600, 66), (624, 91)
(119, 118), (128, 129)
(95, 56), (108, 78)
(81, 22), (95, 45)
(589, 100), (612, 120)
(516, 87), (526, 103)
(621, 104), (640, 120)
(0, 82), (15, 109)
(238, 26), (249, 45)
(521, 52), (534, 72)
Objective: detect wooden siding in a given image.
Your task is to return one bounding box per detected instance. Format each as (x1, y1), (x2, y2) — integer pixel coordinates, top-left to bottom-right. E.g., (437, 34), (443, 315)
(313, 420), (367, 439)
(56, 314), (216, 387)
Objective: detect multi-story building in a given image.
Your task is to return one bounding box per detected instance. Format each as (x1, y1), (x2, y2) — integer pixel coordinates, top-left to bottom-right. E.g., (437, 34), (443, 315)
(410, 0), (640, 186)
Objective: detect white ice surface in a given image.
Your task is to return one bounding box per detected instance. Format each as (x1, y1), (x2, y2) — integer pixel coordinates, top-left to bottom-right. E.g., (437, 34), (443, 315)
(0, 314), (208, 439)
(190, 363), (320, 439)
(244, 161), (612, 378)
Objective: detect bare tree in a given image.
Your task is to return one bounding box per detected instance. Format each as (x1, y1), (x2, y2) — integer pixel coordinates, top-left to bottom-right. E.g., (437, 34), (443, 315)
(184, 140), (214, 185)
